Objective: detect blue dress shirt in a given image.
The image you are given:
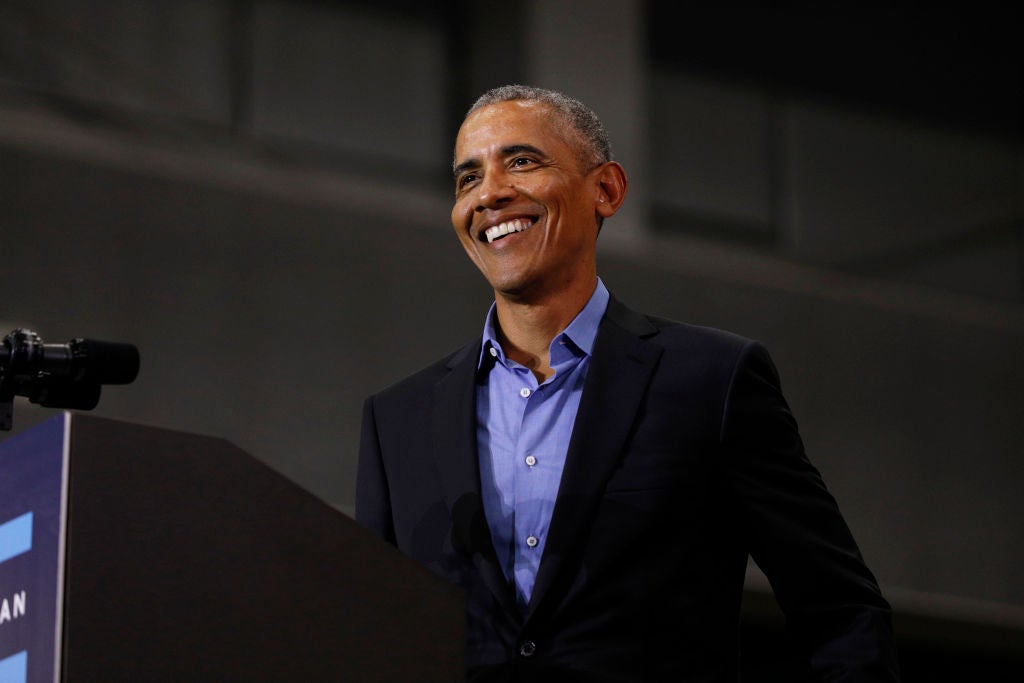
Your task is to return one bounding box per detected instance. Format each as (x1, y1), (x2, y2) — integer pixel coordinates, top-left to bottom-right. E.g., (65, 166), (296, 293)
(475, 279), (610, 607)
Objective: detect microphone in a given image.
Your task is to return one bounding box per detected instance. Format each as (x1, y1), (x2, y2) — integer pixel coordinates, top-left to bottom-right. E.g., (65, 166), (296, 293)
(0, 329), (140, 430)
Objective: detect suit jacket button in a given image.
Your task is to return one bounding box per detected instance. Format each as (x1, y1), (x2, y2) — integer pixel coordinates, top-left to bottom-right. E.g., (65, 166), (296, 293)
(519, 640), (537, 658)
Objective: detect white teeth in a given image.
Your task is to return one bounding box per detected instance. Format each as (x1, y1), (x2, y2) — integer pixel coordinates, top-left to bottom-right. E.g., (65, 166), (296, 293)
(485, 218), (532, 243)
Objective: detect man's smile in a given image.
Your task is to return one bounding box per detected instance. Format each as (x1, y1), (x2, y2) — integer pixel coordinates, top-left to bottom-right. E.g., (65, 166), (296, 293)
(483, 217), (537, 244)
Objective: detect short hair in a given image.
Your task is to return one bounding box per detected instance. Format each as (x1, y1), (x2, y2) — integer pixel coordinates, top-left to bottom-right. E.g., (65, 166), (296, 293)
(462, 84), (612, 171)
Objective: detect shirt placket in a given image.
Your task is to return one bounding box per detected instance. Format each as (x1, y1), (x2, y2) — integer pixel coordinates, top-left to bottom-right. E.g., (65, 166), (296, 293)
(512, 370), (543, 605)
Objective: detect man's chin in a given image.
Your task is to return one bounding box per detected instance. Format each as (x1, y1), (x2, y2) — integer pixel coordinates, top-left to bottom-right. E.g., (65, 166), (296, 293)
(485, 274), (536, 301)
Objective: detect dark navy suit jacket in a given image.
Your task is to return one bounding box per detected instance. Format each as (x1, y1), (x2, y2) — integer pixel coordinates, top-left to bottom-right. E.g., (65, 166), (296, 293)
(356, 296), (899, 682)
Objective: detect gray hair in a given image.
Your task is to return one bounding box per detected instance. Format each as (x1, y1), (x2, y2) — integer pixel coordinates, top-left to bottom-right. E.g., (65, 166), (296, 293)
(463, 84), (612, 170)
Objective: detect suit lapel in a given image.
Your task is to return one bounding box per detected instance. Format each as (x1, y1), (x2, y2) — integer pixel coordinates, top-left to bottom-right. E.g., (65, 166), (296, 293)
(526, 297), (662, 618)
(430, 340), (520, 617)
(431, 341), (482, 514)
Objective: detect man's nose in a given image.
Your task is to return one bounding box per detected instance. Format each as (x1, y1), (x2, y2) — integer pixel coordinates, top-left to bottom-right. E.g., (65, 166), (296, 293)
(475, 170), (516, 211)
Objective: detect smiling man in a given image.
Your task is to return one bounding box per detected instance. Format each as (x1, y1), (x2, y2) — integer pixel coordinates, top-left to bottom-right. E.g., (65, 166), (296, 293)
(356, 85), (900, 682)
(448, 94), (625, 381)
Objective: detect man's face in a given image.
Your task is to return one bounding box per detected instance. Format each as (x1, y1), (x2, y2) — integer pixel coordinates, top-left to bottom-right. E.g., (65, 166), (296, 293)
(451, 100), (603, 301)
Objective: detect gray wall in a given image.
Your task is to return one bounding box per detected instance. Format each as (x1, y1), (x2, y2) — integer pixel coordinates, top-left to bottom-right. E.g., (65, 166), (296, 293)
(2, 0), (1022, 644)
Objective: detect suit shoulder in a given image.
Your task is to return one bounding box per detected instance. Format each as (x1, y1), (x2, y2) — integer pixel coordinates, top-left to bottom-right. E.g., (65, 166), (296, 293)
(605, 296), (766, 367)
(641, 315), (783, 392)
(605, 296), (754, 352)
(611, 301), (782, 389)
(648, 315), (753, 349)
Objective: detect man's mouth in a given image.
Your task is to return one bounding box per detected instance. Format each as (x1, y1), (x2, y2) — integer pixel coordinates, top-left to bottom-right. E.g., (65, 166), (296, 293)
(484, 218), (534, 244)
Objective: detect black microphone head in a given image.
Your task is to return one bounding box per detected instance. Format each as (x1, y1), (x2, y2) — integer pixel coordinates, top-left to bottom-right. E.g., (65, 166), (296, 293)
(71, 339), (140, 385)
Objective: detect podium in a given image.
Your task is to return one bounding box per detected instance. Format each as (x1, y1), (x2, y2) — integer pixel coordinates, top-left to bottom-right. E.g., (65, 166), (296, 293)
(0, 413), (465, 682)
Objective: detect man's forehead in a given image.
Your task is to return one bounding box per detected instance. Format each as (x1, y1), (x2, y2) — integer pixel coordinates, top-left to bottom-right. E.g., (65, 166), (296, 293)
(454, 101), (563, 162)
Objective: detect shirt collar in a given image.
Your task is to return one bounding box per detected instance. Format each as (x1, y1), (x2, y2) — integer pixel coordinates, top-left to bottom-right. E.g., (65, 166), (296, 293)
(477, 278), (610, 369)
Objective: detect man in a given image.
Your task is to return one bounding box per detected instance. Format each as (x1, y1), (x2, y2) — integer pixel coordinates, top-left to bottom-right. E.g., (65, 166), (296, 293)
(356, 85), (899, 682)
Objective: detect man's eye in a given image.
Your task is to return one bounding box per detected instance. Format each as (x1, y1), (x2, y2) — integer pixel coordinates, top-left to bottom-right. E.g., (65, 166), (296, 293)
(511, 157), (534, 168)
(457, 173), (478, 189)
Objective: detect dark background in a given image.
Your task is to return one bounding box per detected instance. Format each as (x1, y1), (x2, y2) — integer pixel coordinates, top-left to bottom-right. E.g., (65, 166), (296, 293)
(1, 1), (1021, 679)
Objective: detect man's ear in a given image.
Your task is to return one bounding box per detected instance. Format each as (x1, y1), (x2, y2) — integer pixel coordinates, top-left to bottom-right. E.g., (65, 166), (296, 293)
(595, 161), (628, 219)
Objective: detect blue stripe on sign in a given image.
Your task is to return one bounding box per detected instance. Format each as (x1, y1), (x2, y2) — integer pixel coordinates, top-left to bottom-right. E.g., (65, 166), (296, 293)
(0, 651), (27, 683)
(0, 512), (33, 565)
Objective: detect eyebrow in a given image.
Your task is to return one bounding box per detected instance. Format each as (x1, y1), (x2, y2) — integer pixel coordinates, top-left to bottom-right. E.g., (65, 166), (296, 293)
(452, 144), (547, 179)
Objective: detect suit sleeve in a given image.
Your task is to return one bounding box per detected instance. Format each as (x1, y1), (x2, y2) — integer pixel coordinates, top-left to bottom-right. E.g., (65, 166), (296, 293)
(721, 342), (900, 682)
(355, 395), (397, 545)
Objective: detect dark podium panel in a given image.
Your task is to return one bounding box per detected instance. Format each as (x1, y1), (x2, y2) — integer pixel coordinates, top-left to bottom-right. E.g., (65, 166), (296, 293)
(0, 413), (464, 682)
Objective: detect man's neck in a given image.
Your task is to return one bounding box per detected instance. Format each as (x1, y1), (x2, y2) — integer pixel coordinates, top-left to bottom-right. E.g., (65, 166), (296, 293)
(492, 277), (598, 382)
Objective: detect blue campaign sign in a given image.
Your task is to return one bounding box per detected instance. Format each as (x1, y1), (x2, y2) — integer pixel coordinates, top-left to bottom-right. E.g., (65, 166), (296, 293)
(0, 414), (69, 683)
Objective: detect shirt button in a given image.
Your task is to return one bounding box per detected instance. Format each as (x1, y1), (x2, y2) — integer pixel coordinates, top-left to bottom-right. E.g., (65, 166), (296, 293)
(519, 387), (531, 398)
(519, 640), (537, 658)
(489, 347), (498, 357)
(525, 455), (537, 467)
(526, 535), (539, 548)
